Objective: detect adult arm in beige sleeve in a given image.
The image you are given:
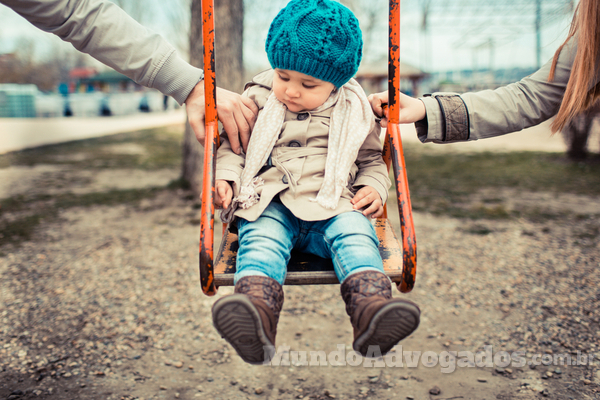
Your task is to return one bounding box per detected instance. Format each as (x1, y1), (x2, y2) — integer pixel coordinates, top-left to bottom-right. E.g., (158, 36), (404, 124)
(416, 37), (594, 143)
(0, 0), (201, 105)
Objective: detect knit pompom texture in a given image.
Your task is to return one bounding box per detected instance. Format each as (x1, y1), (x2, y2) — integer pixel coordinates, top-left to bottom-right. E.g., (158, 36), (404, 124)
(266, 0), (363, 89)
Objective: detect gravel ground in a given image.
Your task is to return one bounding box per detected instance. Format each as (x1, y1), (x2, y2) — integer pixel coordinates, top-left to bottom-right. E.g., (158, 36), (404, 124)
(1, 158), (600, 400)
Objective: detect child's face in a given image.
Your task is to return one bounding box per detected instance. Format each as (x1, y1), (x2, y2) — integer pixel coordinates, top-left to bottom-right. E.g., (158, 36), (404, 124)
(273, 69), (335, 113)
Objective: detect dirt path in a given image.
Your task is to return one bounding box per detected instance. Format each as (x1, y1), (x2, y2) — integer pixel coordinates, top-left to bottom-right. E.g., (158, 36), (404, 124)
(1, 192), (599, 399)
(1, 137), (600, 399)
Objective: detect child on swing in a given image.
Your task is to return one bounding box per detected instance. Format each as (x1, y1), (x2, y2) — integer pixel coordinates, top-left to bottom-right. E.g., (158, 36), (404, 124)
(212, 0), (420, 365)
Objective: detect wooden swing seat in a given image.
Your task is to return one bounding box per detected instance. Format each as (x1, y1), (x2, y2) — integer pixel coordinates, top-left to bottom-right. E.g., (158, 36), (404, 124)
(213, 218), (404, 287)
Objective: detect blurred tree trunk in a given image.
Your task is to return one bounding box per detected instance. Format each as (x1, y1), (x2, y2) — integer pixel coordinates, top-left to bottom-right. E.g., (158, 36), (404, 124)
(214, 0), (245, 92)
(181, 0), (244, 195)
(561, 102), (600, 160)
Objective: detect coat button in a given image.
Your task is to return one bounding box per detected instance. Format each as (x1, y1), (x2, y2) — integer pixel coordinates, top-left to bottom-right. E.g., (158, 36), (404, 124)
(297, 112), (309, 121)
(288, 140), (301, 147)
(282, 175), (288, 184)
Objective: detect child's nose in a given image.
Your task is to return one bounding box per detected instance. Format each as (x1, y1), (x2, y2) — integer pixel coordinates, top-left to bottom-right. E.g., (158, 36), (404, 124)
(285, 85), (300, 97)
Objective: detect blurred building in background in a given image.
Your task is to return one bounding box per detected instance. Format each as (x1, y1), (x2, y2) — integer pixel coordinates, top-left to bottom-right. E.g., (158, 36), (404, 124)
(356, 60), (428, 96)
(74, 69), (139, 93)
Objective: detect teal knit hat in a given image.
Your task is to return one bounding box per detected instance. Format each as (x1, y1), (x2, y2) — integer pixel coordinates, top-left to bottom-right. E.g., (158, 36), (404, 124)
(266, 0), (363, 89)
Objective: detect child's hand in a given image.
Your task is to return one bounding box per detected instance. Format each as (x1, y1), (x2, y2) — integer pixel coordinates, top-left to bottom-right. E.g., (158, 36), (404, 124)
(367, 91), (389, 127)
(215, 180), (233, 209)
(351, 186), (384, 218)
(367, 90), (427, 127)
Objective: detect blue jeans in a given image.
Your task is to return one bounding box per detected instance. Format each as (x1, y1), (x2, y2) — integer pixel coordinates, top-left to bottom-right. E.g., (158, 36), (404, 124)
(235, 201), (384, 285)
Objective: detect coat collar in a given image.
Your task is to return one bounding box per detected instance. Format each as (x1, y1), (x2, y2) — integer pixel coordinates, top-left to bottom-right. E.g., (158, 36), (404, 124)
(244, 69), (274, 91)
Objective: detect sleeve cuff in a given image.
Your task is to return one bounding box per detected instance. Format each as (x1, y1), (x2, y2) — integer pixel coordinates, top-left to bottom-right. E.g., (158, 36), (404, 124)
(216, 168), (243, 195)
(433, 94), (470, 142)
(150, 51), (204, 105)
(417, 96), (445, 143)
(417, 94), (470, 143)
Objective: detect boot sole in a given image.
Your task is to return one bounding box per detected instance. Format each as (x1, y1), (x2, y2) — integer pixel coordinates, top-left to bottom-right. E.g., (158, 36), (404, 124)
(353, 300), (420, 357)
(212, 294), (275, 365)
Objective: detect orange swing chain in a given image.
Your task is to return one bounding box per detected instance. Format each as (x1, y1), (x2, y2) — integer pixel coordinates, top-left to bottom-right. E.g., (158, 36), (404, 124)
(199, 0), (219, 296)
(386, 0), (417, 292)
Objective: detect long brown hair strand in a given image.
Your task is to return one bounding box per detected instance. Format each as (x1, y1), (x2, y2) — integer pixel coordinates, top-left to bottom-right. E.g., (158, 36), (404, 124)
(549, 0), (600, 132)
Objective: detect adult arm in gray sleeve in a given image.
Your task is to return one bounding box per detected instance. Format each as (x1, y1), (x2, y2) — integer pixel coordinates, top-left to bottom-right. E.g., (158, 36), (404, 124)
(417, 37), (585, 143)
(0, 0), (201, 105)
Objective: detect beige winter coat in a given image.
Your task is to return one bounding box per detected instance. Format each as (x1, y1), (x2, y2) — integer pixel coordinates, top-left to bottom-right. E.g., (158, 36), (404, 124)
(216, 70), (391, 222)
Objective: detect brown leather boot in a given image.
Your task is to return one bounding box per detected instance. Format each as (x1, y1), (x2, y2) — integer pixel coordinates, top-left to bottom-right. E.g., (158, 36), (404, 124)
(341, 270), (420, 357)
(212, 276), (284, 365)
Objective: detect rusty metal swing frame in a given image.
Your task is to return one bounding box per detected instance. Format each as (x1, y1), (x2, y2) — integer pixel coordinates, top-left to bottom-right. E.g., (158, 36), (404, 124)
(199, 0), (415, 296)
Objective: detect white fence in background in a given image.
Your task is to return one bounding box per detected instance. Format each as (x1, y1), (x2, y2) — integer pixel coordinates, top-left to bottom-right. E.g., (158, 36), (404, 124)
(0, 84), (179, 118)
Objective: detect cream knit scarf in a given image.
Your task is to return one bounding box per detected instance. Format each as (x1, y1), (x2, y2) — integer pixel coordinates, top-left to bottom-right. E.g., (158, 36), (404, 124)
(232, 78), (374, 213)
